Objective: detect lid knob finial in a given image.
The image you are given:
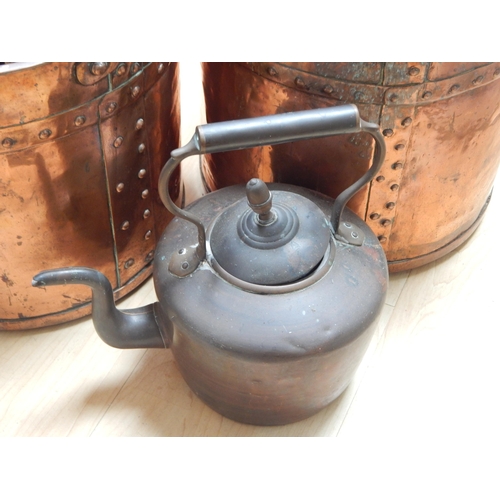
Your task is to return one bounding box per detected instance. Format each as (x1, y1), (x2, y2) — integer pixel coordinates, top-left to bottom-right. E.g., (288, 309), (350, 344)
(246, 178), (275, 225)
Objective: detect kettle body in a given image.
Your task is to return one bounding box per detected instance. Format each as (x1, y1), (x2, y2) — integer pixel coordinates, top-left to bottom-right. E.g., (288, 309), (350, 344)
(153, 183), (387, 425)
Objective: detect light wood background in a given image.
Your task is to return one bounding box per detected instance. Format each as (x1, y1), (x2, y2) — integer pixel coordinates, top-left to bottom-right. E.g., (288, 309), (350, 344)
(1, 63), (499, 438)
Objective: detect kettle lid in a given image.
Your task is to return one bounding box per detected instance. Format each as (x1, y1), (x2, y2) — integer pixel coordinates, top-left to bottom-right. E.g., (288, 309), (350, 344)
(209, 179), (330, 286)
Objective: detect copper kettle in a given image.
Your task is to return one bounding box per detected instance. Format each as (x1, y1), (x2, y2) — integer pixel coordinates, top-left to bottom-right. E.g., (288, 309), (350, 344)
(33, 105), (388, 425)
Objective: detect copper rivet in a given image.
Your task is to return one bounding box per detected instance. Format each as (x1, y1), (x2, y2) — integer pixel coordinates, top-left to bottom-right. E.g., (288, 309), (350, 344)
(116, 183), (125, 193)
(106, 102), (117, 114)
(143, 209), (151, 219)
(472, 75), (484, 85)
(142, 189), (149, 199)
(494, 68), (500, 76)
(449, 84), (460, 93)
(381, 219), (392, 227)
(323, 84), (334, 94)
(90, 62), (109, 76)
(376, 175), (385, 182)
(392, 162), (403, 170)
(121, 221), (130, 230)
(138, 169), (146, 178)
(144, 230), (152, 240)
(145, 251), (154, 262)
(422, 91), (432, 100)
(395, 143), (405, 151)
(402, 117), (412, 127)
(378, 236), (387, 243)
(135, 118), (144, 130)
(181, 262), (189, 270)
(130, 63), (140, 75)
(370, 213), (381, 220)
(386, 202), (396, 209)
(74, 115), (86, 127)
(113, 136), (124, 148)
(383, 129), (394, 137)
(408, 66), (420, 76)
(39, 129), (52, 140)
(138, 143), (146, 154)
(116, 63), (127, 76)
(131, 85), (141, 98)
(295, 77), (306, 88)
(390, 184), (400, 191)
(2, 138), (14, 148)
(124, 258), (135, 269)
(389, 93), (398, 102)
(158, 63), (164, 73)
(267, 67), (278, 77)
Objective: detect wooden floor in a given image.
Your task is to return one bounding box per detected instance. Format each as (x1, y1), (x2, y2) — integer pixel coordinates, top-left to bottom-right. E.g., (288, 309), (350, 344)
(1, 63), (500, 438)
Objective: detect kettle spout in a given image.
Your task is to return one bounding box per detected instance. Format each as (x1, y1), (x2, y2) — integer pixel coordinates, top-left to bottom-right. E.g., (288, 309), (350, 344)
(32, 267), (169, 349)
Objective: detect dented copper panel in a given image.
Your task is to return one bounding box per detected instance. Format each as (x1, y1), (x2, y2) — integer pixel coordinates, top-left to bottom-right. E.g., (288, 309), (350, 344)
(98, 71), (157, 287)
(0, 62), (180, 329)
(1, 127), (117, 322)
(143, 62), (182, 239)
(202, 62), (500, 271)
(389, 81), (500, 265)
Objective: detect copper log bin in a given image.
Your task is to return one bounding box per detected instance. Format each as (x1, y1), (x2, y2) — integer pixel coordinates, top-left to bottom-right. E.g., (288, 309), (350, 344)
(202, 62), (500, 272)
(0, 62), (181, 330)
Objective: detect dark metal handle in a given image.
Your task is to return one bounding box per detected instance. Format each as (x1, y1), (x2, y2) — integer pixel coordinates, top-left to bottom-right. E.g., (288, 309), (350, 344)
(196, 104), (361, 153)
(158, 104), (386, 261)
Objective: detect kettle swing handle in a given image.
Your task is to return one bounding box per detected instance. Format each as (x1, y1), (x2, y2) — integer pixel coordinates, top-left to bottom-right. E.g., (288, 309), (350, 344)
(159, 104), (386, 261)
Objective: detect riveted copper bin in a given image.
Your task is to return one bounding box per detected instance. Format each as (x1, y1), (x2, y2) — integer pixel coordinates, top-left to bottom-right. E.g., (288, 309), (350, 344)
(0, 62), (181, 330)
(202, 62), (500, 272)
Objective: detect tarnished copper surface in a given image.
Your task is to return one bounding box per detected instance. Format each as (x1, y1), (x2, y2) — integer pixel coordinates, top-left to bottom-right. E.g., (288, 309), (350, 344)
(202, 62), (500, 271)
(0, 62), (180, 330)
